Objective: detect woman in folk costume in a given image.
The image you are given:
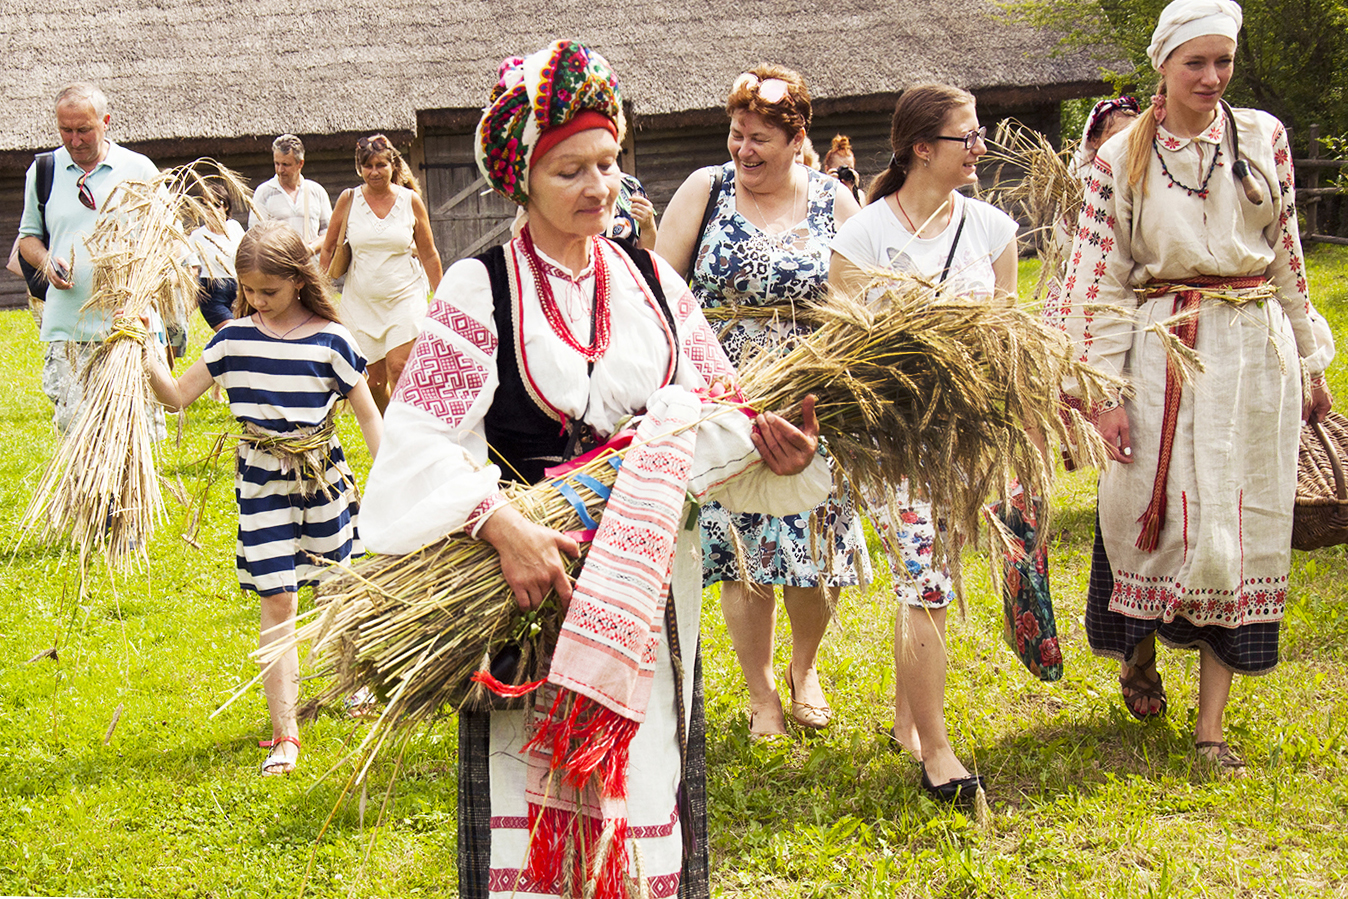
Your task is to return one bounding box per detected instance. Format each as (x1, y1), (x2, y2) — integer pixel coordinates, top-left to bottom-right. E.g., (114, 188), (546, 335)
(1044, 97), (1139, 462)
(1041, 97), (1140, 336)
(1061, 0), (1334, 769)
(359, 41), (830, 899)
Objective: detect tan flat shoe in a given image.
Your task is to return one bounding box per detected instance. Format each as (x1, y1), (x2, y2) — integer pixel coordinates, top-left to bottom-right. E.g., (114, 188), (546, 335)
(748, 700), (789, 742)
(785, 666), (832, 730)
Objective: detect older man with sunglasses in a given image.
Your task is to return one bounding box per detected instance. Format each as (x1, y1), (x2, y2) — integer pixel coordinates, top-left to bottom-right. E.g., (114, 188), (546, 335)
(18, 82), (159, 432)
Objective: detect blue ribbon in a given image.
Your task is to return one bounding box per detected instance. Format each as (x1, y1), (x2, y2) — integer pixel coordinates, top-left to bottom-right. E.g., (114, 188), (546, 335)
(571, 473), (611, 502)
(551, 479), (600, 531)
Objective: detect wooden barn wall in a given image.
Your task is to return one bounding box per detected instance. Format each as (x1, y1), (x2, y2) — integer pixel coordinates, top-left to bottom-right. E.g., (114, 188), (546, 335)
(2, 102), (1061, 310)
(419, 130), (517, 268)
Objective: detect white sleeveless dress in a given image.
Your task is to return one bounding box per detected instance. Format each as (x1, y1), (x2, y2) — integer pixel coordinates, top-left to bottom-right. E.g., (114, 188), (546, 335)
(341, 185), (428, 363)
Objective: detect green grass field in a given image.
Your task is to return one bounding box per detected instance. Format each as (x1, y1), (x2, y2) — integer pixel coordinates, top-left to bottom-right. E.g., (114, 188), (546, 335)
(2, 245), (1348, 897)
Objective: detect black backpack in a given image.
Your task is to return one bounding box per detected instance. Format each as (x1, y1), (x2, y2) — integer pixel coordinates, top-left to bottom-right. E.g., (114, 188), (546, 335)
(18, 150), (57, 301)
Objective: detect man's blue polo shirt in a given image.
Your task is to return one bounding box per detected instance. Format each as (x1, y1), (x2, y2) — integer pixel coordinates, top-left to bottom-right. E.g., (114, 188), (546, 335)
(19, 141), (159, 342)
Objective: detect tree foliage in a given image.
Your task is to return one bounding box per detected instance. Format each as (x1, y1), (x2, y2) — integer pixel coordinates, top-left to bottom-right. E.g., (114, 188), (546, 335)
(1003, 0), (1348, 149)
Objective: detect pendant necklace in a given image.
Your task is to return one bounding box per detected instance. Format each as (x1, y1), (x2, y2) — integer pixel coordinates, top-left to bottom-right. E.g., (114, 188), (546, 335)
(894, 194), (922, 234)
(741, 170), (802, 302)
(1153, 119), (1224, 199)
(256, 311), (315, 339)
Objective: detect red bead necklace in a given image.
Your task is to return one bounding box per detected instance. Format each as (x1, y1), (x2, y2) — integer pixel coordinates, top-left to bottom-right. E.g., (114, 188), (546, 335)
(519, 226), (611, 363)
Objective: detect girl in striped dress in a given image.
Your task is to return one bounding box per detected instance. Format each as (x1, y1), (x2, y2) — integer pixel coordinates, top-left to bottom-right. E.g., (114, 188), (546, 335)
(146, 221), (383, 776)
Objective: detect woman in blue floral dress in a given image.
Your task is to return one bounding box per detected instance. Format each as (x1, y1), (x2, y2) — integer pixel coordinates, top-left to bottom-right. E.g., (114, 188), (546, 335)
(659, 65), (869, 737)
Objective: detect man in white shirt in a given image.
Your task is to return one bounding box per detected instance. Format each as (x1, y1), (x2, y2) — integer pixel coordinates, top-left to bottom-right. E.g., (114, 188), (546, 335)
(248, 134), (331, 256)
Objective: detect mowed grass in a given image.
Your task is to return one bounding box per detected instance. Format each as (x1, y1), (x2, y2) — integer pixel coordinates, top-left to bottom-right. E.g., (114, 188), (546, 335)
(1, 245), (1347, 898)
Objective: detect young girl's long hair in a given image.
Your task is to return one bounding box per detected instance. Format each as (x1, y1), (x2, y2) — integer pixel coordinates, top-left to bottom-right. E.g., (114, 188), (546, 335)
(866, 83), (975, 205)
(233, 221), (342, 323)
(356, 133), (421, 196)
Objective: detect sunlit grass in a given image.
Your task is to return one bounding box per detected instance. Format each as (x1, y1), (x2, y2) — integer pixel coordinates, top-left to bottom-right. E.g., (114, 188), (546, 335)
(0, 245), (1346, 896)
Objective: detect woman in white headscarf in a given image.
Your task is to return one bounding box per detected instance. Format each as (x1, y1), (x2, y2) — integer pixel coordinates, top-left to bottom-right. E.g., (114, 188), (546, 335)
(1060, 0), (1333, 770)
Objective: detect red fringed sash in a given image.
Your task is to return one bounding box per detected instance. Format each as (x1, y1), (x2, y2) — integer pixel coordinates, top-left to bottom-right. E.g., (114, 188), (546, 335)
(1134, 276), (1267, 552)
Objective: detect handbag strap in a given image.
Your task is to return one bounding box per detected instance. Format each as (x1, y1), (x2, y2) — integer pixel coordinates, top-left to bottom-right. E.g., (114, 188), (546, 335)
(334, 189), (352, 246)
(934, 196), (967, 298)
(690, 167), (724, 271)
(301, 179), (312, 243)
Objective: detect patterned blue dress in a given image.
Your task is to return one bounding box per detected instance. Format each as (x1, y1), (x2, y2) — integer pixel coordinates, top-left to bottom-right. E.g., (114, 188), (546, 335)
(691, 163), (870, 588)
(201, 318), (367, 597)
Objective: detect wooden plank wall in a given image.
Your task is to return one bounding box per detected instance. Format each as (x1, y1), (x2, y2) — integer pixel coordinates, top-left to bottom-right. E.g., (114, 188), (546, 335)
(419, 130), (516, 267)
(2, 103), (1061, 310)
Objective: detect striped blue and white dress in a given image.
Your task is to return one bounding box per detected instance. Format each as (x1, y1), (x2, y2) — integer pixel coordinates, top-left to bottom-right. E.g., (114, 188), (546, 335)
(201, 318), (367, 597)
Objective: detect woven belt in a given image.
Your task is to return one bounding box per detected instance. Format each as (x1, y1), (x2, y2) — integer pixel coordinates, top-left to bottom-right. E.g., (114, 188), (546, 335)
(1134, 275), (1268, 552)
(239, 410), (345, 499)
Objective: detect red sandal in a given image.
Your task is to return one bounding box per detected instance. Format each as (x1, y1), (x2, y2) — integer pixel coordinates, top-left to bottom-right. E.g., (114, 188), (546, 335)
(260, 735), (301, 776)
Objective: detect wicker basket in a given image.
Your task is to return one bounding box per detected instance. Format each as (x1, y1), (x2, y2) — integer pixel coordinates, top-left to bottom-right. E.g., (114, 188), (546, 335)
(1292, 411), (1348, 551)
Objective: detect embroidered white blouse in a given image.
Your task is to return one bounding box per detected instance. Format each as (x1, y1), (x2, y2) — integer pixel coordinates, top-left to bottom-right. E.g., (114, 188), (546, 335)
(1062, 107), (1325, 389)
(361, 236), (830, 554)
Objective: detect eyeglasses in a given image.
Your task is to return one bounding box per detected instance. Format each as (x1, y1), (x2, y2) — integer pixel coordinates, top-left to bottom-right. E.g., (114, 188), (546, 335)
(357, 135), (391, 152)
(76, 171), (96, 210)
(933, 126), (987, 151)
(733, 72), (790, 105)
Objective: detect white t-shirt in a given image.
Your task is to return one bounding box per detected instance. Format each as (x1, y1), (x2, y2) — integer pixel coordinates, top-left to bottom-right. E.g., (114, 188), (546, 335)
(831, 191), (1017, 299)
(249, 176), (332, 244)
(187, 219), (246, 279)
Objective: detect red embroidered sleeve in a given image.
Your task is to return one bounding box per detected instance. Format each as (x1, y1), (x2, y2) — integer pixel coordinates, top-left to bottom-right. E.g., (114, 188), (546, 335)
(465, 491), (509, 538)
(672, 285), (738, 385)
(1061, 155), (1131, 386)
(391, 299), (498, 427)
(1269, 122), (1310, 312)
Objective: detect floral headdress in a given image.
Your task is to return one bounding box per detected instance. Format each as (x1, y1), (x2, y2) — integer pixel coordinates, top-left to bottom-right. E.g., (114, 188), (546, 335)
(475, 40), (623, 206)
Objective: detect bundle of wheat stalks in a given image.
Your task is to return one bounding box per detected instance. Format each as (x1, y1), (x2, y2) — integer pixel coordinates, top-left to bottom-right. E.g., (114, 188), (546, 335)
(982, 119), (1082, 301)
(20, 161), (250, 571)
(256, 271), (1120, 774)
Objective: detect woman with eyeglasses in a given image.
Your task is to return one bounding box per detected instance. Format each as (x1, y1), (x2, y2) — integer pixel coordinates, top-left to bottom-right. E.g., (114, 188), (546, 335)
(658, 65), (870, 739)
(1059, 0), (1332, 771)
(321, 134), (442, 411)
(829, 83), (1017, 805)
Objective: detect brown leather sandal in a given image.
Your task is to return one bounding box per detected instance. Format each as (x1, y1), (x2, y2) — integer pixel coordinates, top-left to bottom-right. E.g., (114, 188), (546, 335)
(785, 665), (833, 729)
(1119, 651), (1167, 720)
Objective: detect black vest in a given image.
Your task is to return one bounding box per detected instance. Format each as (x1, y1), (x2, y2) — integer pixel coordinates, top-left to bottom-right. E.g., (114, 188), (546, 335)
(477, 238), (678, 485)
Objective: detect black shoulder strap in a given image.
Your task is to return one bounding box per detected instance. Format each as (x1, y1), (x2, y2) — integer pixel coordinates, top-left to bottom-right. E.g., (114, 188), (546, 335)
(691, 166), (724, 268)
(611, 238), (679, 383)
(35, 150), (55, 215)
(19, 150), (59, 300)
(935, 198), (968, 298)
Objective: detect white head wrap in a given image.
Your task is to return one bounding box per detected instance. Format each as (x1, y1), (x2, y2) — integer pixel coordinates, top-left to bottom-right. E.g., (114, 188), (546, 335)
(1147, 0), (1243, 70)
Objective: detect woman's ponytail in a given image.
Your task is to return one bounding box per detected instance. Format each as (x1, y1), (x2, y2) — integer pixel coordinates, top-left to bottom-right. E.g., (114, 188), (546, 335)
(1126, 79), (1165, 195)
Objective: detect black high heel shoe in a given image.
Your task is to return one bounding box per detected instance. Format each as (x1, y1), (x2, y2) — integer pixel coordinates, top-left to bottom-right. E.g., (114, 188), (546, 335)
(920, 764), (985, 805)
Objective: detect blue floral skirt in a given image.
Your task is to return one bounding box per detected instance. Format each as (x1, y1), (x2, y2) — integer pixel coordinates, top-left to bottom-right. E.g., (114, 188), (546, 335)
(700, 477), (870, 589)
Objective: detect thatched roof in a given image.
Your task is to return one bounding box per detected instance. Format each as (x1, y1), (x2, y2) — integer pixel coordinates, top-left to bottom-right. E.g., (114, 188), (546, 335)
(0, 0), (1103, 157)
